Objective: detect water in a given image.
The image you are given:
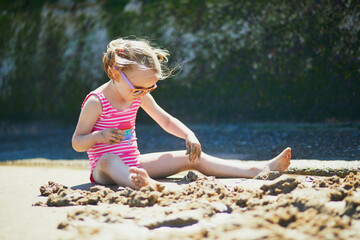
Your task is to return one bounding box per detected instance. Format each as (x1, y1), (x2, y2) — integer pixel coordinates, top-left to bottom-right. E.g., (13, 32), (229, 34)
(0, 122), (359, 161)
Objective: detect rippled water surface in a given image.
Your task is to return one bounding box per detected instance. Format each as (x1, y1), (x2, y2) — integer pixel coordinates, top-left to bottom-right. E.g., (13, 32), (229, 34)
(0, 122), (359, 161)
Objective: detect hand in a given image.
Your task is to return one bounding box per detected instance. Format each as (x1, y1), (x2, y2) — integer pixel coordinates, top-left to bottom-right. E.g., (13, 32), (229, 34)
(98, 128), (125, 145)
(185, 135), (201, 162)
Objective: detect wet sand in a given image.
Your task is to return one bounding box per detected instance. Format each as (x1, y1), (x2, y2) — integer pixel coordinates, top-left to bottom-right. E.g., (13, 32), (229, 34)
(1, 159), (360, 240)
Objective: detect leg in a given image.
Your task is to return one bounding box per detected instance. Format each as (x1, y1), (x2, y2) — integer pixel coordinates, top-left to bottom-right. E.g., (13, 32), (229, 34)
(92, 153), (137, 188)
(139, 148), (291, 179)
(92, 153), (164, 190)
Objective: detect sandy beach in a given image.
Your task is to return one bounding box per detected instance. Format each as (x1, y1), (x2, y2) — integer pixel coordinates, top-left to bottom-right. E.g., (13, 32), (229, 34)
(1, 159), (359, 240)
(0, 164), (90, 240)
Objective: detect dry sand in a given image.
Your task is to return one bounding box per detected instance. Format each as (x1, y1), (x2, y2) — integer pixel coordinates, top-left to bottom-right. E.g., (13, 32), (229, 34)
(1, 159), (360, 240)
(0, 165), (90, 240)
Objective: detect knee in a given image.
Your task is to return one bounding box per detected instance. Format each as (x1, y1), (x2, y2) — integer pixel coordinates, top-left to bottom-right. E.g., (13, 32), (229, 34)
(98, 153), (121, 170)
(188, 151), (206, 169)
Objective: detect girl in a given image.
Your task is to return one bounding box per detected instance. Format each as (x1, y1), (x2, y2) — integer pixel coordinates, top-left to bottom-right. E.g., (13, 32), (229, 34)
(72, 37), (291, 190)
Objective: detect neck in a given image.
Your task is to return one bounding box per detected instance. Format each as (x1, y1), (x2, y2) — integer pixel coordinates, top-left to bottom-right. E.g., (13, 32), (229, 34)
(107, 80), (128, 102)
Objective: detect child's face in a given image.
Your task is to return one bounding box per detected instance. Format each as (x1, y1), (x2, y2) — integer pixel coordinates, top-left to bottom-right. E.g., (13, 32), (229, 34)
(113, 66), (159, 99)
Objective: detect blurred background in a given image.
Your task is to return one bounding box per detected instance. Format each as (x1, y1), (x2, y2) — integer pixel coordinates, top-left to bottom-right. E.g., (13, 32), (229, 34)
(1, 0), (359, 123)
(0, 0), (359, 161)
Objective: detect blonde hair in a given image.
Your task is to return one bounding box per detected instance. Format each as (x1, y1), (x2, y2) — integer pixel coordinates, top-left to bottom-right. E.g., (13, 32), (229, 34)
(102, 37), (172, 80)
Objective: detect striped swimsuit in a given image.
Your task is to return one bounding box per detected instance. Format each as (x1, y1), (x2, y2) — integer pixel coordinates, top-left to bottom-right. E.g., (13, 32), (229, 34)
(81, 91), (141, 182)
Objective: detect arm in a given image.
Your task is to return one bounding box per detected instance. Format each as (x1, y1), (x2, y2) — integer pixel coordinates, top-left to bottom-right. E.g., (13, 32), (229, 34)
(72, 95), (124, 152)
(141, 94), (201, 161)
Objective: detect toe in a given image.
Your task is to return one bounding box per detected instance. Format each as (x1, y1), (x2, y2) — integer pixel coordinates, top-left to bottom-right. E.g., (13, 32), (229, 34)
(130, 173), (136, 180)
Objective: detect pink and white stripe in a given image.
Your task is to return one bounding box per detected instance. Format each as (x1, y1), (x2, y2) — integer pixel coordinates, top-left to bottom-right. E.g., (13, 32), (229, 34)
(82, 91), (141, 173)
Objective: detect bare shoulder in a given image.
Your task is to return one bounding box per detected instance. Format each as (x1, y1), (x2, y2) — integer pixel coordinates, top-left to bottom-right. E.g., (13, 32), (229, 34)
(82, 94), (102, 116)
(73, 94), (102, 137)
(140, 93), (157, 108)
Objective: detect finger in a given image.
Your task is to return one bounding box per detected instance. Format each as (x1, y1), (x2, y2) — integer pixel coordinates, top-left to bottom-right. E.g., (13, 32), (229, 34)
(189, 146), (196, 162)
(111, 132), (124, 142)
(193, 148), (199, 160)
(111, 129), (124, 137)
(109, 135), (122, 143)
(187, 143), (201, 162)
(188, 148), (193, 161)
(113, 129), (125, 135)
(190, 153), (196, 162)
(188, 150), (194, 162)
(113, 134), (124, 141)
(119, 135), (125, 141)
(189, 153), (193, 162)
(186, 143), (190, 155)
(190, 144), (196, 153)
(110, 129), (119, 135)
(192, 145), (201, 161)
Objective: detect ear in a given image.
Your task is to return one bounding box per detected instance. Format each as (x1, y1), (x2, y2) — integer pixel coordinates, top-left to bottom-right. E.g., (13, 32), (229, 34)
(110, 66), (121, 80)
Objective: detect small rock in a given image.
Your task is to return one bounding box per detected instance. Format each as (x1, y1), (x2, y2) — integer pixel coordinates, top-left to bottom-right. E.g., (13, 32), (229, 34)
(183, 171), (198, 182)
(57, 221), (69, 229)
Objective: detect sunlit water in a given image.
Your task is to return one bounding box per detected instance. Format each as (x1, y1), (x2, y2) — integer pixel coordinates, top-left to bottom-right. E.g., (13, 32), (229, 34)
(0, 122), (359, 161)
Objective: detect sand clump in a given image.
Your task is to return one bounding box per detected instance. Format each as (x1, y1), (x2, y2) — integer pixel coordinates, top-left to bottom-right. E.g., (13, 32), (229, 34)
(260, 176), (299, 195)
(35, 171), (360, 239)
(254, 170), (283, 180)
(39, 181), (68, 196)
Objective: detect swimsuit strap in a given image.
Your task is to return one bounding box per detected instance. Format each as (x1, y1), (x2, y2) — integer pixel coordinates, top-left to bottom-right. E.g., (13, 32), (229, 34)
(81, 91), (108, 115)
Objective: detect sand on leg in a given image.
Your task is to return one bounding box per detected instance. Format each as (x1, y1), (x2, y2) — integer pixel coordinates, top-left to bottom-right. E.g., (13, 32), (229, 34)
(139, 148), (291, 179)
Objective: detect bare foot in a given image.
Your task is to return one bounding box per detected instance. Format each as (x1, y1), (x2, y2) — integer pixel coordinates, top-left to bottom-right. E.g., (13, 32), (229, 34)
(267, 147), (291, 173)
(129, 167), (165, 192)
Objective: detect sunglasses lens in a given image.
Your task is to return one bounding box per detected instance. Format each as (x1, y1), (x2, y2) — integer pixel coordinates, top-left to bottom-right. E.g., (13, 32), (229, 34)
(133, 90), (144, 96)
(149, 85), (157, 93)
(132, 85), (156, 96)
